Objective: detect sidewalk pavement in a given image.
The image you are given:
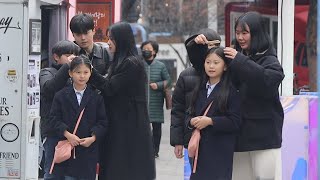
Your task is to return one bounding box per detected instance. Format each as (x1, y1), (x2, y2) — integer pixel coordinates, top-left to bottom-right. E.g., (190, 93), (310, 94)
(155, 108), (184, 180)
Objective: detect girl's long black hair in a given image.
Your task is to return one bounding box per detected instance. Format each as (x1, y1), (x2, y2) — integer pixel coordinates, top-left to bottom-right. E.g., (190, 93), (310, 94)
(106, 21), (140, 77)
(189, 47), (232, 115)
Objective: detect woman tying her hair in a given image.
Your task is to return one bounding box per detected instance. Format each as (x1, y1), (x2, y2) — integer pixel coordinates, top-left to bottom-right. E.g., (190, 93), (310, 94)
(89, 22), (155, 180)
(194, 11), (284, 180)
(225, 11), (284, 180)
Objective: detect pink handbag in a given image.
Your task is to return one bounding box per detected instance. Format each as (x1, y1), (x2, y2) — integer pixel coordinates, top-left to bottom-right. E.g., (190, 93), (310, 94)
(49, 108), (85, 174)
(188, 101), (213, 173)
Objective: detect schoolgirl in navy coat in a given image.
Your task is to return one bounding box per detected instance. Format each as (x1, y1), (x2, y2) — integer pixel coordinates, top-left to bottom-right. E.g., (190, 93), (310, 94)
(49, 55), (108, 180)
(186, 47), (241, 180)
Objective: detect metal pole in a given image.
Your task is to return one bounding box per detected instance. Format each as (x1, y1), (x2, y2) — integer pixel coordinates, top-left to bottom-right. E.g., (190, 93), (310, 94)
(278, 0), (295, 96)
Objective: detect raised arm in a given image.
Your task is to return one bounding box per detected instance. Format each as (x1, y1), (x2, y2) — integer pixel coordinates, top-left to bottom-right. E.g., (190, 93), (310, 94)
(89, 58), (140, 97)
(40, 64), (70, 100)
(229, 52), (284, 97)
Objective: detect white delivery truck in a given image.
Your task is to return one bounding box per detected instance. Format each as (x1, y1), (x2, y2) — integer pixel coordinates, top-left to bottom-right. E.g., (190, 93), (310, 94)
(0, 0), (41, 179)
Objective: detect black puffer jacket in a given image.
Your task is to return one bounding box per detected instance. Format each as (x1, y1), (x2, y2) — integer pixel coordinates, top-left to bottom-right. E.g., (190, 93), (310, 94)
(170, 67), (200, 147)
(170, 28), (221, 147)
(230, 48), (285, 151)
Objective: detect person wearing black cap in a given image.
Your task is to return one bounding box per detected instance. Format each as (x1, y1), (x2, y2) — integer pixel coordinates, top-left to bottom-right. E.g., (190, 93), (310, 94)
(170, 28), (221, 159)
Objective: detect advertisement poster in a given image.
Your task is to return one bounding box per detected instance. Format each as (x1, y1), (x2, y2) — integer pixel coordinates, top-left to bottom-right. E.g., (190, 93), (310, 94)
(27, 56), (40, 110)
(0, 4), (23, 178)
(77, 0), (113, 42)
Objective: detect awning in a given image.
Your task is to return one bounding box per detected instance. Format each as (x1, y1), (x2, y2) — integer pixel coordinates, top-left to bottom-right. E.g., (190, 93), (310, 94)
(40, 0), (64, 5)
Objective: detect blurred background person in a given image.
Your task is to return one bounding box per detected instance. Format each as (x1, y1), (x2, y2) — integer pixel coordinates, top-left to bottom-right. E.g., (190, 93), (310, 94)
(141, 40), (171, 158)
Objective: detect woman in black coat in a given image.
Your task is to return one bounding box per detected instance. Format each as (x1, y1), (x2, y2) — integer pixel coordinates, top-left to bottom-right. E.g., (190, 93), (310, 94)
(223, 12), (284, 180)
(195, 12), (285, 180)
(89, 22), (156, 180)
(170, 28), (221, 159)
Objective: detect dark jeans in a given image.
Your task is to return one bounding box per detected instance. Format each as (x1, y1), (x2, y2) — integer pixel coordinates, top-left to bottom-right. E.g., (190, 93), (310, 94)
(43, 137), (64, 180)
(151, 122), (162, 154)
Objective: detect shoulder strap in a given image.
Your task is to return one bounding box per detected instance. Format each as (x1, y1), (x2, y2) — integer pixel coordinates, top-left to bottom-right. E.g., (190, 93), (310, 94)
(203, 101), (213, 116)
(72, 108), (85, 134)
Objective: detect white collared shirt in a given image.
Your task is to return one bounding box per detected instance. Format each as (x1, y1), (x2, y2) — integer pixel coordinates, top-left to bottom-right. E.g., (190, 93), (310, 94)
(73, 85), (87, 105)
(206, 81), (217, 98)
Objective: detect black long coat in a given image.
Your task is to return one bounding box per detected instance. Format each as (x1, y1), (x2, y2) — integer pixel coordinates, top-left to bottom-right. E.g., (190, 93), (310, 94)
(90, 56), (156, 180)
(187, 83), (241, 180)
(49, 85), (108, 179)
(171, 29), (220, 148)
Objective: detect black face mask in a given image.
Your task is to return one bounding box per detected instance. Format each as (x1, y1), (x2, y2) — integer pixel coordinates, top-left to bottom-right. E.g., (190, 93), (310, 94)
(142, 50), (153, 59)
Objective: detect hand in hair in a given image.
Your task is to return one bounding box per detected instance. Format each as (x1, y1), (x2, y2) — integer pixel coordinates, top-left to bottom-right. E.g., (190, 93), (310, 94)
(224, 47), (238, 60)
(67, 54), (76, 65)
(194, 34), (208, 45)
(195, 34), (220, 49)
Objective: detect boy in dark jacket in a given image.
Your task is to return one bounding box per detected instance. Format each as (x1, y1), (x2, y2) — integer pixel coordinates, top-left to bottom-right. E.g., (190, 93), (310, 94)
(39, 40), (79, 180)
(70, 13), (110, 75)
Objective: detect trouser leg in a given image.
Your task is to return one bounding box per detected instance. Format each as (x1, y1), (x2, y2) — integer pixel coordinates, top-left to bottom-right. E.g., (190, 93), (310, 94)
(151, 122), (162, 155)
(250, 148), (282, 180)
(232, 152), (255, 180)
